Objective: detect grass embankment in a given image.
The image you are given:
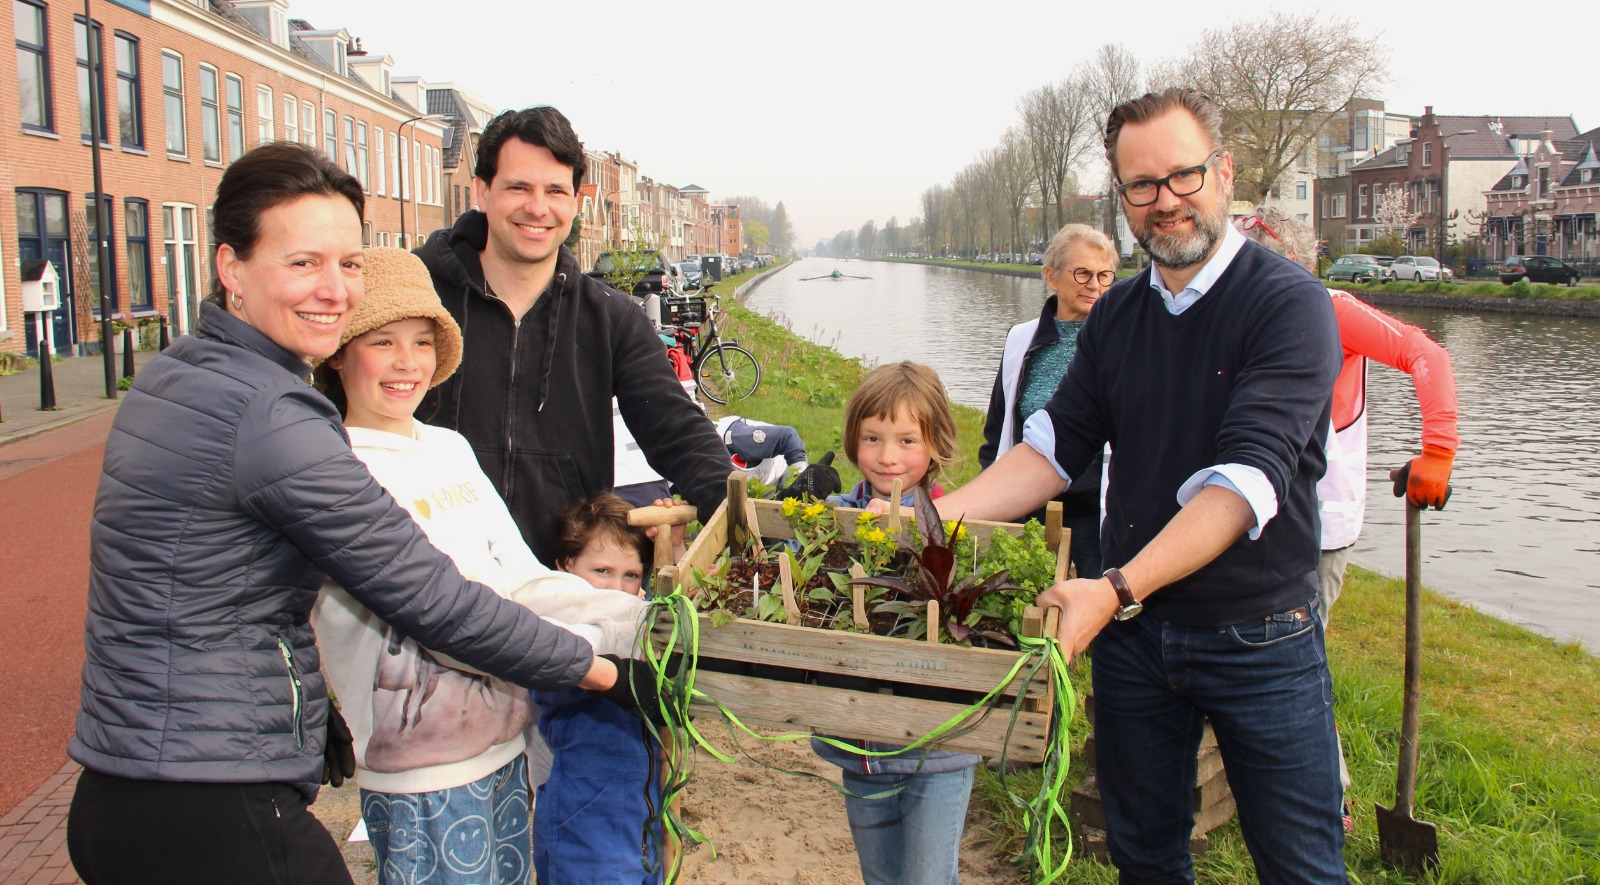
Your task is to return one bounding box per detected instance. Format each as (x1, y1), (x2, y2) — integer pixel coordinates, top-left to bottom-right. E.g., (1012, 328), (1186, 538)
(709, 271), (1600, 884)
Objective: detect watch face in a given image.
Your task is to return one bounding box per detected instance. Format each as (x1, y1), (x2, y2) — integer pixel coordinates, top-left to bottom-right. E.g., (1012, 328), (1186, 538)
(1114, 602), (1144, 621)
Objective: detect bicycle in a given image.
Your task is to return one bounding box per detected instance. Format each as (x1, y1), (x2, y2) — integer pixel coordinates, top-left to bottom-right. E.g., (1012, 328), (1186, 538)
(666, 288), (761, 404)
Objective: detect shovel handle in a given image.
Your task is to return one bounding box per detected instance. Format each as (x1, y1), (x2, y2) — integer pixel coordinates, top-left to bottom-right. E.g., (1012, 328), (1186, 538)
(1394, 501), (1425, 816)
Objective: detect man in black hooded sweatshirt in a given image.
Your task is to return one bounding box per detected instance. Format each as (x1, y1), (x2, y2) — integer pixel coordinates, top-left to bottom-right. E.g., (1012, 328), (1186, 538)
(415, 107), (729, 564)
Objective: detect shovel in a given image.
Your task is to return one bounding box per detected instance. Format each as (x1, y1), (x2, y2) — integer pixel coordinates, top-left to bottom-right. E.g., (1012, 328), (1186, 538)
(1375, 462), (1441, 874)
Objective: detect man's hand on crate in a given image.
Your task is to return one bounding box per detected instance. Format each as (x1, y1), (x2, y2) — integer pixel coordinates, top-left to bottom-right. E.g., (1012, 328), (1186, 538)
(1036, 577), (1120, 661)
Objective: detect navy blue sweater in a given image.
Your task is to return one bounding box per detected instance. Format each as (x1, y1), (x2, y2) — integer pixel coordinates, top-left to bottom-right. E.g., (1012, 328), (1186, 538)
(1041, 241), (1340, 625)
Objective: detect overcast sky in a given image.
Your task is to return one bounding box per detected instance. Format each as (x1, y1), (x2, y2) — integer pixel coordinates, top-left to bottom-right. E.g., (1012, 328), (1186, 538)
(299, 0), (1598, 247)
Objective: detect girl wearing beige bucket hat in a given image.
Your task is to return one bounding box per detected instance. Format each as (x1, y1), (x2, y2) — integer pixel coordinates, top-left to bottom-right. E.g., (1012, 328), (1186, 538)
(312, 248), (654, 885)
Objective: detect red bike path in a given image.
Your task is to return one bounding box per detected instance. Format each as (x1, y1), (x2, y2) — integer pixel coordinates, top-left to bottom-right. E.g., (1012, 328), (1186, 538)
(0, 413), (114, 884)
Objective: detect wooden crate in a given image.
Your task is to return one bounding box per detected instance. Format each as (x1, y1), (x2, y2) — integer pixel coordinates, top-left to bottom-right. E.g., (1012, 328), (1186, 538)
(649, 474), (1066, 763)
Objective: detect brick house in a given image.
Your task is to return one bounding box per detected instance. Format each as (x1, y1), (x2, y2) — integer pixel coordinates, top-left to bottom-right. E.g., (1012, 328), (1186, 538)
(1347, 108), (1576, 257)
(2, 0), (446, 356)
(1481, 126), (1600, 270)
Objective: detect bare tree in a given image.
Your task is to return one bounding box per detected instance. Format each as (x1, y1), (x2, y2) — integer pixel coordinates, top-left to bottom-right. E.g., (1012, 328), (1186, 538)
(990, 129), (1036, 255)
(1019, 77), (1098, 231)
(1168, 12), (1389, 204)
(1080, 43), (1144, 238)
(858, 219), (877, 257)
(921, 185), (947, 256)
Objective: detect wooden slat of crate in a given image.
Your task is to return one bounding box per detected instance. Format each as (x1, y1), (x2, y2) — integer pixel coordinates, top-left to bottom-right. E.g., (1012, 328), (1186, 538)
(678, 615), (1050, 701)
(688, 671), (1052, 762)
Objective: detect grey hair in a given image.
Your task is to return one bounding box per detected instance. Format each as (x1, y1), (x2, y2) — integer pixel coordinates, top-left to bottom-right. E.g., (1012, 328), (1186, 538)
(1248, 206), (1318, 272)
(1043, 224), (1119, 276)
(1104, 88), (1226, 180)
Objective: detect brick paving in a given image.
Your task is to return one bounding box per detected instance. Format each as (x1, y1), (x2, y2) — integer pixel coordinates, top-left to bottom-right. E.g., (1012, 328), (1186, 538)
(0, 762), (80, 885)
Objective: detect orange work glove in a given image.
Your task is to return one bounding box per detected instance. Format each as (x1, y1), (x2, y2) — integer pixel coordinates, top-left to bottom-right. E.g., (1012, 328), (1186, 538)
(1403, 444), (1454, 510)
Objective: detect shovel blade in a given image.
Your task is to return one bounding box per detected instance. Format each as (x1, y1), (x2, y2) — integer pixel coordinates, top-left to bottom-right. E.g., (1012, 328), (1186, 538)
(1375, 801), (1440, 874)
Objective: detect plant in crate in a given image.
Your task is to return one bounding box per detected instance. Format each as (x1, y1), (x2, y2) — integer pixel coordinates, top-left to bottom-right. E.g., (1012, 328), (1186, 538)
(849, 487), (1021, 646)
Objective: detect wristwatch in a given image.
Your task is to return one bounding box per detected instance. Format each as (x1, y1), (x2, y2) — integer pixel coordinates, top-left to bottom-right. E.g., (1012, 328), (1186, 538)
(1104, 567), (1143, 621)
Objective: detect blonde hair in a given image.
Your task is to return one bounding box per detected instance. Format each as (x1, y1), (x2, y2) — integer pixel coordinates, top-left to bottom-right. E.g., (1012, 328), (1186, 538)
(842, 361), (959, 489)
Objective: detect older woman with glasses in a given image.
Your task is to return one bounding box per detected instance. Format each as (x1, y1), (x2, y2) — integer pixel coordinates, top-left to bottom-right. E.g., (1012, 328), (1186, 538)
(979, 223), (1120, 578)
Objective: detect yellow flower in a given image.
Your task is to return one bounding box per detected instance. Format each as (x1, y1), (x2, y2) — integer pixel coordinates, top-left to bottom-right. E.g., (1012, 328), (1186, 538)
(804, 502), (826, 520)
(781, 498), (798, 517)
(867, 528), (889, 544)
(945, 521), (969, 541)
(856, 511), (878, 524)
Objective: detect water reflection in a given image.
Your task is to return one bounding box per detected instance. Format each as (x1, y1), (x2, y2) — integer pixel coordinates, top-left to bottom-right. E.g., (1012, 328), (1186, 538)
(747, 258), (1600, 652)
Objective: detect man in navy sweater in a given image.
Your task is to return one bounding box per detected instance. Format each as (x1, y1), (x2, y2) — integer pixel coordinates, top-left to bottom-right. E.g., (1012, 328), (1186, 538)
(934, 89), (1345, 883)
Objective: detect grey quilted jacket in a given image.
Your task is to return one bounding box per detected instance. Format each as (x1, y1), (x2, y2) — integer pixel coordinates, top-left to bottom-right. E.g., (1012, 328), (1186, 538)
(69, 303), (594, 799)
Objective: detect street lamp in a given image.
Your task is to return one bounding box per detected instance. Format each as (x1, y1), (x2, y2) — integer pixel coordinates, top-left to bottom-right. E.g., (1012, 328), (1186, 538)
(397, 113), (451, 248)
(84, 0), (115, 397)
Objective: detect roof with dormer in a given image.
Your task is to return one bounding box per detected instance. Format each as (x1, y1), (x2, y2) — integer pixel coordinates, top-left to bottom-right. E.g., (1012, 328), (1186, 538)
(1556, 128), (1600, 188)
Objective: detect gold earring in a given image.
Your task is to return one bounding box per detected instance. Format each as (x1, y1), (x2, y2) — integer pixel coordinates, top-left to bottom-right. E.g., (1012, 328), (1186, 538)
(230, 291), (244, 311)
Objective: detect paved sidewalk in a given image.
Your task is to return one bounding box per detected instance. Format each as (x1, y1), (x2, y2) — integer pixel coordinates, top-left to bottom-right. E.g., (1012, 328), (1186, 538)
(0, 354), (127, 449)
(0, 762), (79, 885)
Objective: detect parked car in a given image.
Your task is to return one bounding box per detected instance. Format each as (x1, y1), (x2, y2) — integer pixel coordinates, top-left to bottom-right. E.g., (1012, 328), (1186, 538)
(1325, 254), (1393, 284)
(1370, 255), (1397, 268)
(589, 249), (671, 298)
(1499, 256), (1581, 286)
(678, 261), (703, 290)
(1391, 256), (1453, 282)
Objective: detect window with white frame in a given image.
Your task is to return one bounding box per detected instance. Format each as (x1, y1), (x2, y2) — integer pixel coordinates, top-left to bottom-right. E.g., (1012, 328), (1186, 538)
(1423, 142), (1432, 167)
(356, 122), (369, 192)
(323, 108), (336, 160)
(342, 116), (356, 172)
(1333, 193), (1346, 218)
(224, 74), (243, 162)
(256, 84), (272, 144)
(391, 135), (401, 200)
(16, 0), (53, 132)
(161, 50), (184, 155)
(1296, 181), (1307, 200)
(198, 64), (219, 162)
(301, 101), (314, 147)
(283, 93), (296, 143)
(374, 128), (385, 195)
(1358, 184), (1368, 218)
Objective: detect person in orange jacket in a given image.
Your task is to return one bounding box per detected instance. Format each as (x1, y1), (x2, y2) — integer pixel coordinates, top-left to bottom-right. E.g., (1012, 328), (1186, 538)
(1239, 206), (1459, 825)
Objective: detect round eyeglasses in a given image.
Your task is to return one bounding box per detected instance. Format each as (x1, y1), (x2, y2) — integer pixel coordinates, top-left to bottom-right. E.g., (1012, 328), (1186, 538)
(1069, 268), (1118, 287)
(1116, 152), (1221, 207)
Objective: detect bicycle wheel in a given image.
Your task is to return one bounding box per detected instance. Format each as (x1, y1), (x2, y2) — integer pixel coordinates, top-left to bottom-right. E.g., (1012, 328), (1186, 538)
(695, 344), (761, 404)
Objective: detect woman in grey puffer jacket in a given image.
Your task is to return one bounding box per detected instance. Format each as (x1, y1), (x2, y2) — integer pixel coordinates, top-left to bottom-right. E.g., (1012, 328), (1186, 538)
(64, 144), (645, 885)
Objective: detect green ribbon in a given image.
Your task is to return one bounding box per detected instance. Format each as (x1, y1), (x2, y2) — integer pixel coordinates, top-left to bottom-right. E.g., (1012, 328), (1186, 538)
(639, 590), (1079, 884)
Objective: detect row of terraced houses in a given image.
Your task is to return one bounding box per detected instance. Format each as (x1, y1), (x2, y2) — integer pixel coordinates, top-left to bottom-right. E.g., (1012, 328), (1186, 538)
(1, 0), (744, 356)
(1290, 99), (1598, 272)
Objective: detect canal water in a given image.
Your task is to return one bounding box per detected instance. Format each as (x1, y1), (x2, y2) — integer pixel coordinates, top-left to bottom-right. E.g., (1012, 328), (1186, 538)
(746, 258), (1600, 653)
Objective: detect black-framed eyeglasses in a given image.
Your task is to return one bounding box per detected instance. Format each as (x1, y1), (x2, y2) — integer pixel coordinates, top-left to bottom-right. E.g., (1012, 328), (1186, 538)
(1069, 267), (1117, 287)
(1116, 152), (1221, 207)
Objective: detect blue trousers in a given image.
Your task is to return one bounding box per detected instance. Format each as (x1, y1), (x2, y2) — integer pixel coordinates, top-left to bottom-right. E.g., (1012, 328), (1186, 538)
(1092, 599), (1345, 885)
(840, 765), (974, 885)
(361, 755), (531, 885)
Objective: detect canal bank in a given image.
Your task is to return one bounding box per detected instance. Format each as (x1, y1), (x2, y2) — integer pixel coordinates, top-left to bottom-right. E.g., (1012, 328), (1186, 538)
(714, 280), (1600, 883)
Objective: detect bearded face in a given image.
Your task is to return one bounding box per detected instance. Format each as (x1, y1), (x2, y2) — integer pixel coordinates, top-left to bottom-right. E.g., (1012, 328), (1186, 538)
(1128, 177), (1231, 271)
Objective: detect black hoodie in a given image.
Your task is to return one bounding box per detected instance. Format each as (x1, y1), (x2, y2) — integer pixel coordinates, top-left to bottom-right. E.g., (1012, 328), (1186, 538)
(415, 210), (729, 564)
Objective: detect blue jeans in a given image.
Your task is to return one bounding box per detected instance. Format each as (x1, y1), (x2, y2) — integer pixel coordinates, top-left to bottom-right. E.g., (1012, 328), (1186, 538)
(840, 765), (974, 885)
(1092, 600), (1344, 885)
(361, 755), (531, 885)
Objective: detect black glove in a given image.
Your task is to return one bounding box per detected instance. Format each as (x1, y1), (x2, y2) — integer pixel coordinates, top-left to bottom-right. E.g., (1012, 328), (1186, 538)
(775, 451), (842, 501)
(596, 654), (674, 728)
(322, 704), (356, 788)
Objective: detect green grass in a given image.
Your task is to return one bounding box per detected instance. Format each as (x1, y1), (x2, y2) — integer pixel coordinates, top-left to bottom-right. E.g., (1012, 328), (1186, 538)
(704, 280), (1600, 883)
(1337, 278), (1600, 301)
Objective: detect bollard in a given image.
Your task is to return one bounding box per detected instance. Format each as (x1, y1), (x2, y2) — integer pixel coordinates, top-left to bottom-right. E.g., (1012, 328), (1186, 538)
(158, 315), (171, 351)
(39, 344), (57, 410)
(122, 327), (136, 379)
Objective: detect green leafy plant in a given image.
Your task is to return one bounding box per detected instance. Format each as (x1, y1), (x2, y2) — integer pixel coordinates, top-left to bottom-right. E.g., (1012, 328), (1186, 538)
(850, 487), (1019, 642)
(850, 511), (898, 575)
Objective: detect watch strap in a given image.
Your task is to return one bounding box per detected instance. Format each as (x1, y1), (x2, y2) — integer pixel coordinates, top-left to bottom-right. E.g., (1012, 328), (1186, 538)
(1104, 567), (1137, 608)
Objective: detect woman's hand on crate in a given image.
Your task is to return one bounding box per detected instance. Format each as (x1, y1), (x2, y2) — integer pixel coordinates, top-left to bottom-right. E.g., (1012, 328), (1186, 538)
(1036, 578), (1119, 661)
